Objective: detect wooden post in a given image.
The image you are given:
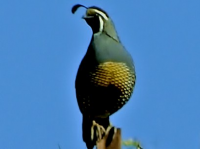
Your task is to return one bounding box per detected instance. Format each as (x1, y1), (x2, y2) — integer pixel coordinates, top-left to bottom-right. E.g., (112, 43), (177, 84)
(97, 128), (121, 149)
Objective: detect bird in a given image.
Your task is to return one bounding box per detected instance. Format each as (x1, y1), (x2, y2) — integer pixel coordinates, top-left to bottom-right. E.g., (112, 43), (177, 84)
(72, 4), (136, 149)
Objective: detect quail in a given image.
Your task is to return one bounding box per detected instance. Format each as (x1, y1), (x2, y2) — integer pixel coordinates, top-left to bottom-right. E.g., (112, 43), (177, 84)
(72, 4), (136, 149)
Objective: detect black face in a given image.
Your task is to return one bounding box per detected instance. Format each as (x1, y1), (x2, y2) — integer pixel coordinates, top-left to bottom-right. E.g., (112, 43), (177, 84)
(84, 16), (101, 34)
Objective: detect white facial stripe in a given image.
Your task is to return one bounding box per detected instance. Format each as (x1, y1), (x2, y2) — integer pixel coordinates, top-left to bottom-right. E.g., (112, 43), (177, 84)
(99, 16), (104, 32)
(94, 9), (108, 20)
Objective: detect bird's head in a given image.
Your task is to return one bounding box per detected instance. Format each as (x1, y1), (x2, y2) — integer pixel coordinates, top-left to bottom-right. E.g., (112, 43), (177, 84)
(72, 4), (119, 41)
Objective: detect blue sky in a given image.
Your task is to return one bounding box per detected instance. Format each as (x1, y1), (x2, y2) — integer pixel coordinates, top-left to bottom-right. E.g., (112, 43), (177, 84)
(0, 0), (200, 149)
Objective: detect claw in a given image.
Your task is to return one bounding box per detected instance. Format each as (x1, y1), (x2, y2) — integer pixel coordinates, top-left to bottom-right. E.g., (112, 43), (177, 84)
(91, 120), (106, 143)
(105, 125), (117, 147)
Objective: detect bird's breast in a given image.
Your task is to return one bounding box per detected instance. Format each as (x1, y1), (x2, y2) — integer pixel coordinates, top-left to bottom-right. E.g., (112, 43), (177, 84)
(76, 61), (136, 117)
(89, 62), (135, 90)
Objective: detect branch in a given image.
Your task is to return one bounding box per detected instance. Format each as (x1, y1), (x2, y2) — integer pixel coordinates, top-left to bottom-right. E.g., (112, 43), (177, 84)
(97, 128), (121, 149)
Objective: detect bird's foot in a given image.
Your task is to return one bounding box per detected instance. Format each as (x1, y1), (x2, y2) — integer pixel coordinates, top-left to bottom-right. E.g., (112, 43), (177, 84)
(105, 125), (117, 147)
(91, 120), (106, 143)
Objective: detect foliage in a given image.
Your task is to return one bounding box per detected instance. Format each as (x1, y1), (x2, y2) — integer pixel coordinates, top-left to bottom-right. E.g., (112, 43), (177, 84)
(122, 138), (143, 149)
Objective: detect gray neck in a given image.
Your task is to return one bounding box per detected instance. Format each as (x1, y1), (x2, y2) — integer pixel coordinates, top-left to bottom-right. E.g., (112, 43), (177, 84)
(103, 19), (120, 42)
